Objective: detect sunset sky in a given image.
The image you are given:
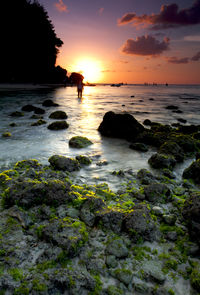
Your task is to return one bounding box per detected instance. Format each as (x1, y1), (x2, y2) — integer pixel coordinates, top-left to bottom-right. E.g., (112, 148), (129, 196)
(39, 0), (200, 84)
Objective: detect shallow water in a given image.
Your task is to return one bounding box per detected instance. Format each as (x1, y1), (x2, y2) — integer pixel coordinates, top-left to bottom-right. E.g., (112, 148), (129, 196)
(0, 84), (200, 190)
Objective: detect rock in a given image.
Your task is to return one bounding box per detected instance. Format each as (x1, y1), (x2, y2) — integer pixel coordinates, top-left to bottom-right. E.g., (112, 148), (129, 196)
(190, 266), (200, 292)
(137, 169), (157, 185)
(21, 104), (36, 112)
(144, 183), (171, 203)
(149, 98), (154, 101)
(3, 179), (71, 209)
(76, 155), (92, 165)
(42, 99), (59, 107)
(148, 153), (176, 169)
(15, 159), (41, 169)
(152, 206), (163, 216)
(49, 111), (68, 119)
(98, 111), (144, 141)
(30, 114), (43, 119)
(196, 152), (200, 160)
(177, 118), (187, 124)
(183, 159), (200, 184)
(193, 132), (200, 140)
(114, 269), (133, 285)
(106, 255), (118, 268)
(80, 196), (105, 226)
(2, 132), (11, 137)
(143, 119), (152, 126)
(48, 155), (80, 172)
(182, 192), (200, 244)
(129, 142), (148, 152)
(106, 238), (128, 258)
(159, 141), (184, 162)
(31, 119), (46, 126)
(10, 111), (24, 117)
(162, 168), (176, 179)
(34, 107), (45, 114)
(96, 160), (108, 166)
(124, 204), (157, 242)
(40, 217), (88, 256)
(172, 110), (183, 114)
(47, 121), (69, 130)
(98, 210), (124, 233)
(69, 136), (93, 148)
(165, 105), (179, 110)
(171, 134), (198, 153)
(166, 231), (177, 241)
(163, 214), (176, 225)
(9, 123), (17, 127)
(142, 260), (165, 284)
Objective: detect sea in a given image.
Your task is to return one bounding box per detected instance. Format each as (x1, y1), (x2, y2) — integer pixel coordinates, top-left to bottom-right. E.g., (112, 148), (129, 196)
(0, 84), (200, 190)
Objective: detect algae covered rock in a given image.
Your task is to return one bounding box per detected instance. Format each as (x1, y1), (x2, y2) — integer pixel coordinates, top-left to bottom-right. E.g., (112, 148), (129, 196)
(2, 132), (11, 137)
(15, 159), (41, 169)
(159, 141), (184, 162)
(98, 209), (124, 233)
(10, 111), (24, 117)
(31, 119), (46, 126)
(129, 142), (148, 152)
(76, 155), (92, 165)
(21, 104), (36, 112)
(34, 107), (45, 114)
(2, 179), (71, 209)
(183, 159), (200, 184)
(124, 204), (157, 242)
(148, 153), (176, 169)
(49, 155), (80, 172)
(40, 217), (88, 256)
(80, 196), (105, 226)
(98, 111), (144, 141)
(106, 238), (128, 258)
(190, 265), (200, 292)
(69, 136), (93, 148)
(137, 168), (157, 185)
(49, 111), (68, 119)
(47, 121), (69, 130)
(42, 99), (59, 107)
(144, 183), (171, 203)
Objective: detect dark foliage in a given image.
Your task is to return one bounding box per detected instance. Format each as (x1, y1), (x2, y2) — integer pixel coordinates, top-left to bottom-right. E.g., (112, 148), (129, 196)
(0, 0), (65, 83)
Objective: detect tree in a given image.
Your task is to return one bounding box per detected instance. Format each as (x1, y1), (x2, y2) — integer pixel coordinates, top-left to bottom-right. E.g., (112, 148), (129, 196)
(0, 0), (64, 83)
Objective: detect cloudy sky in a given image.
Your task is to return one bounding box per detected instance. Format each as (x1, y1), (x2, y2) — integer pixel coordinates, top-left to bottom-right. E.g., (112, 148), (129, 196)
(39, 0), (200, 83)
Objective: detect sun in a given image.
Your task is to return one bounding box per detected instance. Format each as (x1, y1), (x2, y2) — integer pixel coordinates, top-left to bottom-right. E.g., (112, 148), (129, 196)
(73, 59), (102, 82)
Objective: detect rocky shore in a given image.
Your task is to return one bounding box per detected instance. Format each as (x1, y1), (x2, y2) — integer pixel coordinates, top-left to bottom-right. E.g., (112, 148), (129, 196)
(1, 111), (200, 294)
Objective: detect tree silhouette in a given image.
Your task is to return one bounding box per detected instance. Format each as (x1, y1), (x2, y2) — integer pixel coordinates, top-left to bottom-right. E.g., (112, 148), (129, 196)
(0, 0), (65, 83)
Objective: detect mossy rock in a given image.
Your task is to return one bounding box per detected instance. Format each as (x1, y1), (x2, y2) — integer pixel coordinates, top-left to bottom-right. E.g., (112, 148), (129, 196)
(148, 153), (176, 170)
(69, 136), (93, 148)
(183, 159), (200, 184)
(159, 141), (184, 162)
(2, 132), (11, 137)
(48, 155), (80, 172)
(31, 119), (46, 126)
(190, 266), (200, 292)
(34, 107), (45, 115)
(42, 99), (59, 107)
(21, 104), (36, 112)
(10, 111), (24, 117)
(47, 121), (69, 130)
(76, 155), (92, 165)
(9, 123), (17, 127)
(14, 159), (41, 169)
(49, 111), (68, 120)
(129, 142), (148, 152)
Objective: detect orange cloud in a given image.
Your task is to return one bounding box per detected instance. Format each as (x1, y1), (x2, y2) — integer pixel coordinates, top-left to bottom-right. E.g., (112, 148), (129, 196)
(54, 0), (68, 13)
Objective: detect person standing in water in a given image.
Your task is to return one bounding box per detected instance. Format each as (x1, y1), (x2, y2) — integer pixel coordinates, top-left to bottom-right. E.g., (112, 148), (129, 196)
(77, 80), (83, 98)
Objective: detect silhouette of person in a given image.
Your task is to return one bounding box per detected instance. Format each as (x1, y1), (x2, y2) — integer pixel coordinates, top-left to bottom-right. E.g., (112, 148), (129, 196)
(77, 80), (83, 98)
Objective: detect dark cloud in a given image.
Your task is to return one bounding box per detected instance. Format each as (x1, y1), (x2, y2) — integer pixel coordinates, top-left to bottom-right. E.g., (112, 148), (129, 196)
(118, 0), (200, 30)
(121, 35), (170, 56)
(166, 56), (190, 64)
(191, 51), (200, 61)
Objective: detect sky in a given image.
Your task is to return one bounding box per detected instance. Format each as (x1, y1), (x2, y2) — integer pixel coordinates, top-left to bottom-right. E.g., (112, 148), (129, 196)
(39, 0), (200, 84)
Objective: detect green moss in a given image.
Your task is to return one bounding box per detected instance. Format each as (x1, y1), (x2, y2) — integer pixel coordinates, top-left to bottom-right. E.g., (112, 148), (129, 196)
(160, 223), (184, 235)
(190, 267), (200, 292)
(32, 279), (47, 292)
(14, 159), (41, 169)
(14, 283), (29, 295)
(76, 155), (92, 165)
(9, 268), (23, 281)
(89, 274), (103, 295)
(168, 289), (175, 295)
(107, 285), (123, 295)
(35, 225), (46, 239)
(36, 260), (56, 272)
(162, 259), (178, 274)
(2, 132), (11, 137)
(132, 246), (152, 261)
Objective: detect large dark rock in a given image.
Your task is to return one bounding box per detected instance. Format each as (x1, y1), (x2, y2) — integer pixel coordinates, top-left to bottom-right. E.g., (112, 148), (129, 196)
(137, 169), (157, 185)
(80, 196), (105, 226)
(42, 99), (59, 107)
(21, 104), (36, 112)
(159, 141), (184, 162)
(97, 209), (124, 233)
(47, 121), (69, 130)
(3, 179), (71, 209)
(144, 183), (171, 203)
(148, 153), (176, 169)
(183, 159), (200, 184)
(182, 192), (200, 244)
(124, 204), (157, 242)
(69, 136), (93, 148)
(49, 111), (68, 120)
(48, 155), (80, 172)
(34, 107), (45, 114)
(98, 111), (144, 141)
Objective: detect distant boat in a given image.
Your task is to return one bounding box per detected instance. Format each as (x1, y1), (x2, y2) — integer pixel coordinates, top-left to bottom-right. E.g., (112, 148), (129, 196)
(84, 82), (96, 86)
(111, 83), (123, 87)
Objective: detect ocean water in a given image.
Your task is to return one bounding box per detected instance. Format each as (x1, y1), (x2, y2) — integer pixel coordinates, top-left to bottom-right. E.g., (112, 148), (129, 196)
(0, 84), (200, 190)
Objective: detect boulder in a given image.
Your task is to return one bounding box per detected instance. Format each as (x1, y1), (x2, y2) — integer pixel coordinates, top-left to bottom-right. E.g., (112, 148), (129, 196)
(137, 169), (157, 185)
(3, 179), (71, 209)
(124, 204), (157, 242)
(183, 159), (200, 184)
(47, 121), (69, 130)
(42, 99), (59, 107)
(144, 183), (171, 203)
(49, 111), (68, 120)
(98, 111), (144, 141)
(129, 142), (148, 152)
(10, 111), (24, 117)
(98, 209), (124, 233)
(69, 136), (93, 148)
(48, 155), (80, 172)
(76, 155), (92, 165)
(21, 104), (35, 112)
(159, 141), (184, 162)
(31, 119), (46, 126)
(9, 123), (17, 127)
(148, 153), (176, 169)
(143, 119), (152, 126)
(40, 217), (88, 256)
(182, 192), (200, 244)
(165, 105), (179, 110)
(34, 107), (45, 114)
